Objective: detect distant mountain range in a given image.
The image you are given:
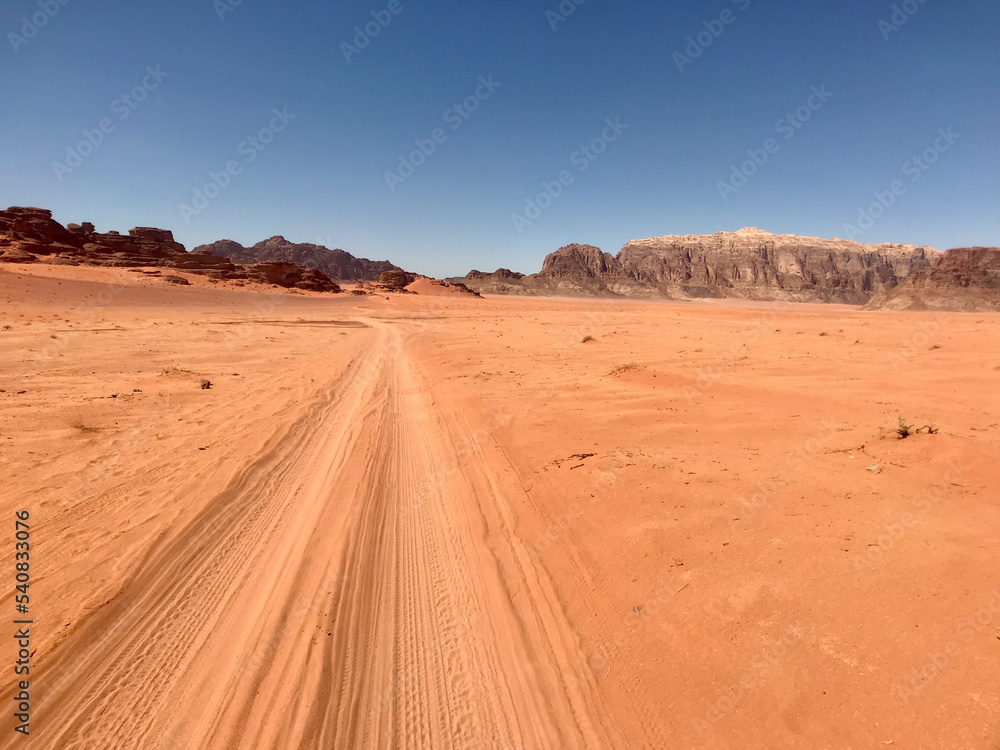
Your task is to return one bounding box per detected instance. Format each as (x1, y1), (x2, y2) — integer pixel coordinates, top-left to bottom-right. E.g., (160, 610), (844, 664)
(464, 228), (942, 304)
(0, 206), (341, 292)
(5, 208), (995, 310)
(193, 236), (402, 282)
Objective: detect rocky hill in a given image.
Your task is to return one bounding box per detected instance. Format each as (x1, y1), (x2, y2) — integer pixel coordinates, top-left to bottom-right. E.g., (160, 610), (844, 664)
(0, 207), (341, 293)
(193, 236), (401, 282)
(464, 229), (940, 303)
(467, 245), (657, 298)
(463, 268), (532, 295)
(864, 247), (1000, 311)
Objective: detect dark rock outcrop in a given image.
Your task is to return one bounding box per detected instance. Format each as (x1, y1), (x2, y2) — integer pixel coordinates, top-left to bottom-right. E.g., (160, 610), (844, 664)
(243, 262), (341, 293)
(0, 207), (340, 293)
(378, 270), (418, 290)
(463, 229), (940, 303)
(443, 281), (482, 298)
(466, 268), (524, 282)
(865, 247), (1000, 311)
(357, 270), (419, 294)
(463, 268), (532, 295)
(194, 236), (401, 282)
(0, 206), (83, 259)
(192, 239), (244, 259)
(540, 244), (622, 278)
(0, 207), (231, 271)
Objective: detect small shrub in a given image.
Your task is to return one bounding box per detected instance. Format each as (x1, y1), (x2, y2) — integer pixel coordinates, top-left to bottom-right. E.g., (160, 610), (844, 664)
(896, 417), (938, 438)
(608, 363), (639, 377)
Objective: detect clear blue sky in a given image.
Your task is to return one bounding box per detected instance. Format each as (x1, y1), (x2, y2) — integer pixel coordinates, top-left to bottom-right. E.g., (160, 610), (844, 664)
(1, 0), (997, 277)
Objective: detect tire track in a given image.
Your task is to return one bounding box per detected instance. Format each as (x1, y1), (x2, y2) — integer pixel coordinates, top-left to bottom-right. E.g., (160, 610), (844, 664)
(1, 320), (629, 749)
(0, 332), (387, 750)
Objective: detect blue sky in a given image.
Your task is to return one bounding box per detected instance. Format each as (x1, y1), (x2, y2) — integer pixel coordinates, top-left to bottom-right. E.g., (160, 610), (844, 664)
(1, 0), (997, 277)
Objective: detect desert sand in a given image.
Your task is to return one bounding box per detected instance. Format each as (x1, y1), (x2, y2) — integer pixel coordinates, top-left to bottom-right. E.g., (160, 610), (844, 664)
(1, 263), (999, 749)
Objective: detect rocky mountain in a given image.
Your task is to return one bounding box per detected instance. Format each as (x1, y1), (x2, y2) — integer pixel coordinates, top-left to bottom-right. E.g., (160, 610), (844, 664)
(463, 268), (531, 295)
(464, 229), (941, 303)
(193, 236), (402, 282)
(0, 206), (341, 293)
(467, 245), (655, 298)
(864, 247), (1000, 311)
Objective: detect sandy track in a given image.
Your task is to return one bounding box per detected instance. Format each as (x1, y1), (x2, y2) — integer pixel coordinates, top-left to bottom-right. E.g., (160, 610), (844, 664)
(11, 322), (619, 750)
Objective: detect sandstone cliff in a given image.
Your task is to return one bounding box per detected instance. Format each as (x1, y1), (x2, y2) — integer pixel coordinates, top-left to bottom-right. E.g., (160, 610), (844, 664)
(463, 229), (940, 303)
(194, 236), (401, 282)
(864, 247), (1000, 311)
(466, 247), (652, 298)
(617, 228), (938, 303)
(0, 207), (341, 293)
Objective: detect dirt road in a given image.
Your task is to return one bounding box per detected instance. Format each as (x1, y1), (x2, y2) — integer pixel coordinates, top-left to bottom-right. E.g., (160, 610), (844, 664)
(16, 321), (621, 750)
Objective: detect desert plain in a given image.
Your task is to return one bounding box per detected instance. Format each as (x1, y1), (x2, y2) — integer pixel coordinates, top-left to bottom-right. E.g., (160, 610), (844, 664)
(1, 263), (999, 749)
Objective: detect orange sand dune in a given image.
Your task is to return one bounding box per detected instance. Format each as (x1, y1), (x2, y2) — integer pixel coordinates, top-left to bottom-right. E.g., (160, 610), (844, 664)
(1, 264), (998, 748)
